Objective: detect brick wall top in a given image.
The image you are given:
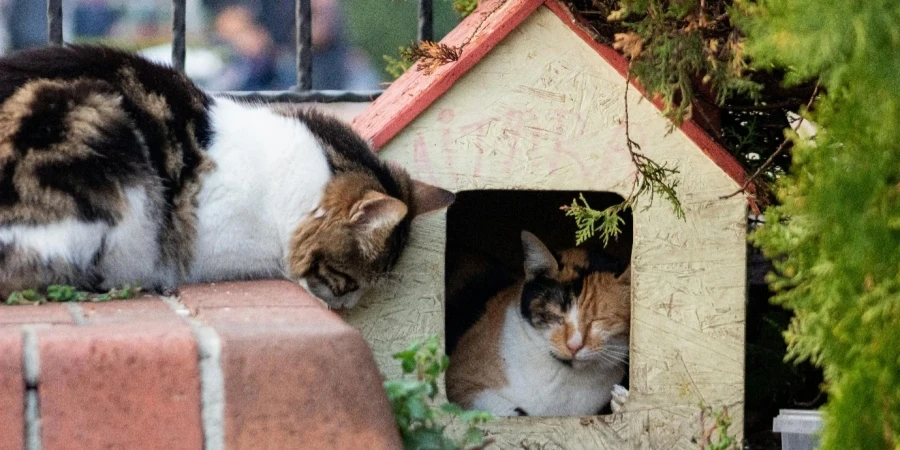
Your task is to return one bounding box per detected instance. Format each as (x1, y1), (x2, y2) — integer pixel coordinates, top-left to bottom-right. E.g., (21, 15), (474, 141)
(0, 280), (402, 450)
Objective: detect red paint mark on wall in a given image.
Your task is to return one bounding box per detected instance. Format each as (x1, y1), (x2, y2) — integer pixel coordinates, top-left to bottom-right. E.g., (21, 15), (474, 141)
(441, 127), (456, 170)
(413, 133), (437, 183)
(459, 118), (495, 179)
(553, 141), (589, 179)
(437, 108), (455, 123)
(502, 109), (525, 172)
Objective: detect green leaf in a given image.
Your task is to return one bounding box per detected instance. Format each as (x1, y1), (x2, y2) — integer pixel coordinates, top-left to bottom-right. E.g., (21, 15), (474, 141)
(405, 396), (429, 422)
(439, 402), (464, 415)
(402, 428), (446, 450)
(401, 357), (417, 374)
(463, 427), (486, 447)
(384, 335), (492, 449)
(47, 284), (78, 301)
(459, 410), (493, 424)
(6, 291), (40, 305)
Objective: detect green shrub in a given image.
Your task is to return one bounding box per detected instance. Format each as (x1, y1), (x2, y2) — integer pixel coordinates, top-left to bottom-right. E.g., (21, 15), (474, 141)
(385, 335), (493, 450)
(743, 1), (900, 448)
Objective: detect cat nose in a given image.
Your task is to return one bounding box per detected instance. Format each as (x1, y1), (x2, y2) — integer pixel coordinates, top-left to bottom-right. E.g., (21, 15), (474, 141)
(566, 335), (583, 354)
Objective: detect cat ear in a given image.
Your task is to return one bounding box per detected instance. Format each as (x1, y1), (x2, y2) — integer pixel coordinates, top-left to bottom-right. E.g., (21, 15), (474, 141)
(617, 265), (632, 285)
(410, 179), (455, 217)
(521, 231), (558, 281)
(350, 190), (408, 232)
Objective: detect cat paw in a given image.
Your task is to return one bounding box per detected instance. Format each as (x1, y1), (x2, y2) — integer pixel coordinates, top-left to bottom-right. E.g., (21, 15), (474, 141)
(610, 384), (629, 413)
(158, 286), (179, 297)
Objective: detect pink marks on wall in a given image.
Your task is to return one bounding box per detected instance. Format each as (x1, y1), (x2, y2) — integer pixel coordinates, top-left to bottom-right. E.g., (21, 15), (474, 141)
(413, 133), (438, 184)
(437, 108), (455, 123)
(501, 109), (525, 172)
(407, 103), (645, 186)
(458, 117), (496, 179)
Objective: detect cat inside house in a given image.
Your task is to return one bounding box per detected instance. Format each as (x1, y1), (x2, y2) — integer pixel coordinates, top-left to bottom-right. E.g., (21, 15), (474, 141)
(444, 191), (632, 417)
(0, 44), (454, 307)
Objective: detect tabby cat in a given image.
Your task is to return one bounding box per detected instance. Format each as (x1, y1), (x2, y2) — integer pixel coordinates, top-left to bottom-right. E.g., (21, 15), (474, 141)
(0, 45), (453, 307)
(446, 231), (631, 416)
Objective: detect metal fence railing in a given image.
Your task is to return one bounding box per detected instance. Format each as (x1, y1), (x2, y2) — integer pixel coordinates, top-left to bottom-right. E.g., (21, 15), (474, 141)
(45, 0), (437, 103)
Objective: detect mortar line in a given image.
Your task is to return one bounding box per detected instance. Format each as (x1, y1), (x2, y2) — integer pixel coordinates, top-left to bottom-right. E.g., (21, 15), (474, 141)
(66, 303), (87, 326)
(162, 296), (225, 450)
(22, 326), (42, 450)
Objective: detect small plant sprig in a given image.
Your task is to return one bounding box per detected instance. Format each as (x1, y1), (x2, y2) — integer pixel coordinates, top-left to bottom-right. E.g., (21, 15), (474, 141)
(6, 284), (142, 306)
(697, 405), (739, 450)
(404, 41), (463, 76)
(385, 335), (493, 450)
(563, 77), (683, 247)
(563, 194), (628, 247)
(384, 42), (462, 79)
(629, 149), (684, 220)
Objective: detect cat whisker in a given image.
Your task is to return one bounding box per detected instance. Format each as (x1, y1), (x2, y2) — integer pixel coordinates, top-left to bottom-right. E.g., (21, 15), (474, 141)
(598, 352), (628, 365)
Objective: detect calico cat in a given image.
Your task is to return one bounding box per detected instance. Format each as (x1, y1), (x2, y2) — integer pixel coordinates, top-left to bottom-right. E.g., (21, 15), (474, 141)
(446, 231), (631, 416)
(0, 45), (454, 307)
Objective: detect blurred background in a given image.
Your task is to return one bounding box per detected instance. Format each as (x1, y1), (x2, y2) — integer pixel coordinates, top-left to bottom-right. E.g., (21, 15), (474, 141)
(0, 0), (463, 91)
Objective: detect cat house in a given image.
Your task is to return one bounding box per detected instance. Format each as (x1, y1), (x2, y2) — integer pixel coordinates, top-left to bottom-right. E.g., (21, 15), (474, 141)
(343, 0), (752, 448)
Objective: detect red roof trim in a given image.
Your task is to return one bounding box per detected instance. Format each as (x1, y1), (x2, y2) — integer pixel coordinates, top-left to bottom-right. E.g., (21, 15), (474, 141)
(352, 0), (757, 212)
(352, 0), (544, 149)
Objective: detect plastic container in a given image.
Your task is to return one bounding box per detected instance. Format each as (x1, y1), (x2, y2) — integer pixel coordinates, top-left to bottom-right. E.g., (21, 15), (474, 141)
(772, 409), (823, 450)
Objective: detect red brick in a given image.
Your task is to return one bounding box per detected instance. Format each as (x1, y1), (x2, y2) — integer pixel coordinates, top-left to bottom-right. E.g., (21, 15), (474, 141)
(208, 308), (401, 449)
(0, 328), (23, 450)
(0, 304), (74, 326)
(180, 280), (323, 312)
(38, 322), (203, 450)
(79, 298), (178, 325)
(199, 305), (340, 325)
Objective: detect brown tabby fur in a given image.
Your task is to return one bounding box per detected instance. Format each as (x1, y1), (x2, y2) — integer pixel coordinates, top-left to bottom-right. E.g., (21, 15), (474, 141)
(0, 45), (453, 302)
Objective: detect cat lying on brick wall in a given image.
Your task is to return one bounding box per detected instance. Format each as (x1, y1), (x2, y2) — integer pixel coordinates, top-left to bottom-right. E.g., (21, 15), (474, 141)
(0, 45), (453, 308)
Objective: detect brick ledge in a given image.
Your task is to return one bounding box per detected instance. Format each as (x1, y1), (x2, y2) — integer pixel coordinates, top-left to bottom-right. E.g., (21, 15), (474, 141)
(0, 280), (402, 450)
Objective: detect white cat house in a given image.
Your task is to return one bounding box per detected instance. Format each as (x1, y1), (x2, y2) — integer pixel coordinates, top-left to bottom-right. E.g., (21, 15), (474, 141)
(344, 0), (753, 448)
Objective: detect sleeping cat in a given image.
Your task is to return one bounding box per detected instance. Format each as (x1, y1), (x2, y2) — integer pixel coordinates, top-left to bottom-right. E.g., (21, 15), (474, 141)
(446, 231), (630, 416)
(0, 45), (453, 308)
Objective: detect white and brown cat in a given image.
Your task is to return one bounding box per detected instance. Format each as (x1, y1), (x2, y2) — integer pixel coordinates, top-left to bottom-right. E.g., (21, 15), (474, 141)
(447, 231), (631, 416)
(0, 44), (453, 307)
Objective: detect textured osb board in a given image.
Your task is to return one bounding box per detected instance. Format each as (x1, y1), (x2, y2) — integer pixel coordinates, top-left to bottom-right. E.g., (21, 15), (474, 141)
(341, 6), (746, 449)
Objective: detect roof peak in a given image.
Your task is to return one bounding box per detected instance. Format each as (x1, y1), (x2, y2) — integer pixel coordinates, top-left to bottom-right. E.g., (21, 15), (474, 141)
(352, 0), (755, 211)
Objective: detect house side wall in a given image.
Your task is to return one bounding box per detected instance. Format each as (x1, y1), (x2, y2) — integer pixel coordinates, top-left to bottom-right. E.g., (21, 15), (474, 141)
(340, 7), (747, 449)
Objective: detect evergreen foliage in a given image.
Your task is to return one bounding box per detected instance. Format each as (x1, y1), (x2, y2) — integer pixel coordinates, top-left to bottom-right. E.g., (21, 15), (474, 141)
(385, 335), (493, 450)
(564, 0), (898, 445)
(743, 1), (900, 448)
(607, 0), (761, 125)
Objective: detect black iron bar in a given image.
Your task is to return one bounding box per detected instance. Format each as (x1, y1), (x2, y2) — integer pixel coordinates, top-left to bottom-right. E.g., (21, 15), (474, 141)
(418, 0), (433, 43)
(296, 0), (313, 90)
(172, 0), (187, 72)
(218, 90), (383, 103)
(47, 0), (63, 45)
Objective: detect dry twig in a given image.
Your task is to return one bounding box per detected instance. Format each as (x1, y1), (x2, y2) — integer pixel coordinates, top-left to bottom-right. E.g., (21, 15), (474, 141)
(403, 41), (463, 75)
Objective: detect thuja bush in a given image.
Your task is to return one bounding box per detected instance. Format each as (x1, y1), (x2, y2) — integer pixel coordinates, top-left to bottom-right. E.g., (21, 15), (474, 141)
(742, 1), (900, 448)
(565, 0), (898, 446)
